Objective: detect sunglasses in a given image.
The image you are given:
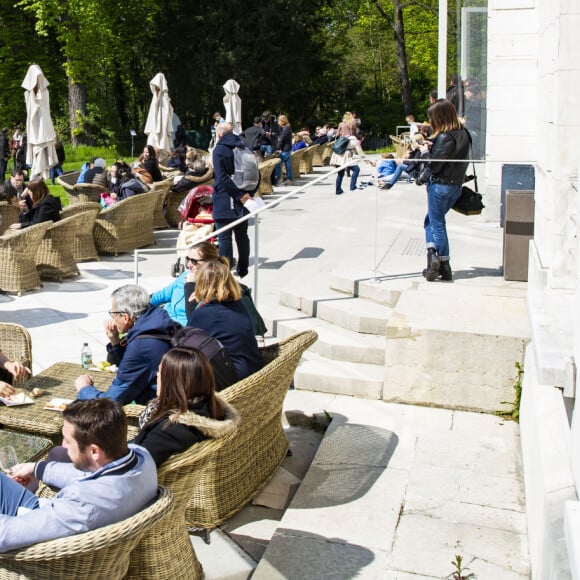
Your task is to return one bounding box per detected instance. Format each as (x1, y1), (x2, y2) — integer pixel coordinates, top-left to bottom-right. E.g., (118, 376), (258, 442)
(108, 310), (127, 318)
(186, 257), (203, 265)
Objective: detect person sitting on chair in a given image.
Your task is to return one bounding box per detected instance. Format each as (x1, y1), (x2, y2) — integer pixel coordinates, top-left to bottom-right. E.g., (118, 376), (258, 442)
(0, 398), (158, 552)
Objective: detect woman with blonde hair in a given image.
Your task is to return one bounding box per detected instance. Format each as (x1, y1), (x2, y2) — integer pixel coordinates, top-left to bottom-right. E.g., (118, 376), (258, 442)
(275, 114), (293, 185)
(329, 111), (364, 194)
(185, 258), (264, 381)
(415, 99), (470, 282)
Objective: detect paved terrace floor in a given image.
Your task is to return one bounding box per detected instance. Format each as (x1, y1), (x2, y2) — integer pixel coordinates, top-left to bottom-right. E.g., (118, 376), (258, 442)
(0, 162), (530, 578)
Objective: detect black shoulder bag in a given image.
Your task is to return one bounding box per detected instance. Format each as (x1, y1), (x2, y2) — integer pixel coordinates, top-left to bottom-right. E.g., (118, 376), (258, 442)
(452, 131), (485, 216)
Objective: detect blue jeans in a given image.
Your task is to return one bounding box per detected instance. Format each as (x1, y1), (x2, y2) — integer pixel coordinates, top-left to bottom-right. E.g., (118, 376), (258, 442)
(0, 472), (39, 516)
(216, 218), (250, 277)
(384, 163), (409, 186)
(50, 164), (64, 184)
(260, 144), (274, 157)
(424, 182), (462, 260)
(335, 164), (360, 193)
(275, 151), (291, 182)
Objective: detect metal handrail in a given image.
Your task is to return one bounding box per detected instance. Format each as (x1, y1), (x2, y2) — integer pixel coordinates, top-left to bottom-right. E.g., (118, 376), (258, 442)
(133, 162), (356, 305)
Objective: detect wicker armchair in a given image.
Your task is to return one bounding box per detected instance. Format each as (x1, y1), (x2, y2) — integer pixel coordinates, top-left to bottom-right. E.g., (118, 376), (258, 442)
(257, 158), (281, 196)
(165, 168), (214, 228)
(126, 417), (239, 579)
(312, 143), (326, 167)
(0, 487), (174, 580)
(35, 214), (90, 281)
(300, 144), (320, 175)
(0, 323), (32, 384)
(93, 192), (157, 255)
(320, 141), (333, 165)
(288, 148), (307, 180)
(69, 183), (105, 205)
(60, 203), (101, 262)
(158, 164), (183, 179)
(55, 172), (81, 198)
(0, 223), (51, 295)
(0, 203), (20, 235)
(149, 178), (173, 229)
(185, 330), (318, 529)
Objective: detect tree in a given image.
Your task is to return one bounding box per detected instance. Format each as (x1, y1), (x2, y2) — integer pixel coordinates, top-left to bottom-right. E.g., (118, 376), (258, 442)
(17, 0), (161, 145)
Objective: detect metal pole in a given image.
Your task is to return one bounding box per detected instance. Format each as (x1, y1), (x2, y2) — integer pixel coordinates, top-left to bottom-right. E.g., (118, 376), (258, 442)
(253, 213), (259, 306)
(438, 0), (448, 99)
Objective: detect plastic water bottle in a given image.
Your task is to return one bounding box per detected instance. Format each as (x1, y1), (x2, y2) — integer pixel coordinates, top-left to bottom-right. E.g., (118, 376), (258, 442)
(81, 343), (92, 369)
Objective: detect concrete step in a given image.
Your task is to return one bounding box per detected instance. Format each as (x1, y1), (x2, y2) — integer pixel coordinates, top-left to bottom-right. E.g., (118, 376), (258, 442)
(331, 270), (416, 307)
(383, 281), (531, 413)
(295, 351), (384, 399)
(280, 288), (392, 336)
(252, 411), (404, 579)
(274, 315), (386, 366)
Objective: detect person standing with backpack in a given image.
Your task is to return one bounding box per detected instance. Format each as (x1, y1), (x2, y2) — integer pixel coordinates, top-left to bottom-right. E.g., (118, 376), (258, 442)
(212, 122), (257, 279)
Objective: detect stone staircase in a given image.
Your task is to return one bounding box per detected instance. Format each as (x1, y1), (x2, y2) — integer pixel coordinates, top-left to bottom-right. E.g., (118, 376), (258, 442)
(262, 271), (531, 414)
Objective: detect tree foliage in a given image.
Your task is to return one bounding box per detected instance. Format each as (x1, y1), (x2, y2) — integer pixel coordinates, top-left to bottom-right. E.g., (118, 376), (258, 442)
(0, 0), (460, 147)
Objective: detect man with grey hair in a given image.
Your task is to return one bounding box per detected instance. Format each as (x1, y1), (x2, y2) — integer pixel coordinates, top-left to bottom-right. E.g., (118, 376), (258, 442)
(75, 284), (179, 404)
(213, 121), (256, 278)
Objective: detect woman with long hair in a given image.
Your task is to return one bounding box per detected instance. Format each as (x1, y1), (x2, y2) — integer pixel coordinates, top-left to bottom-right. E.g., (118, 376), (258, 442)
(329, 111), (364, 194)
(10, 178), (61, 230)
(139, 145), (163, 182)
(275, 114), (293, 185)
(416, 99), (470, 281)
(150, 241), (219, 326)
(185, 258), (264, 381)
(133, 346), (240, 466)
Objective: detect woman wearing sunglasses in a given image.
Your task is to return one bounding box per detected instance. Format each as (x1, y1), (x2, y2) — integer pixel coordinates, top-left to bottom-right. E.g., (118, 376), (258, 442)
(150, 242), (219, 326)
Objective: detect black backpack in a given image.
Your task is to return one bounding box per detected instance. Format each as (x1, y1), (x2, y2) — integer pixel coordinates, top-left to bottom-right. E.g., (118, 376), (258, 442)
(137, 327), (239, 391)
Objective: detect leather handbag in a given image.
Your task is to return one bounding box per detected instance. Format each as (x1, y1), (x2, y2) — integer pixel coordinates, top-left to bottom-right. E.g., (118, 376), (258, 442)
(331, 136), (350, 155)
(452, 135), (484, 216)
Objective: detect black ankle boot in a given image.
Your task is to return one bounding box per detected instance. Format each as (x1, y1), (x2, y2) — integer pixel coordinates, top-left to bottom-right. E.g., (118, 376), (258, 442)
(423, 248), (440, 281)
(439, 260), (452, 281)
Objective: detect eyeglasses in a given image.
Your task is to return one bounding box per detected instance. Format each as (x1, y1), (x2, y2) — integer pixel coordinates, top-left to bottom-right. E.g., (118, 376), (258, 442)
(108, 311), (127, 318)
(186, 257), (203, 265)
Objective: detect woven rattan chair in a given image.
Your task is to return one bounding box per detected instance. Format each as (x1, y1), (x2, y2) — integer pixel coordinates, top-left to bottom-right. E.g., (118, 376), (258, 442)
(55, 172), (81, 198)
(0, 487), (173, 580)
(389, 135), (408, 159)
(60, 202), (101, 262)
(149, 178), (173, 229)
(321, 141), (333, 165)
(312, 143), (326, 167)
(126, 417), (239, 579)
(0, 203), (20, 235)
(257, 158), (281, 196)
(0, 223), (51, 295)
(299, 144), (320, 175)
(287, 148), (307, 181)
(184, 330), (318, 529)
(69, 183), (105, 205)
(93, 191), (157, 255)
(165, 168), (214, 228)
(158, 164), (183, 179)
(0, 323), (32, 383)
(35, 214), (86, 281)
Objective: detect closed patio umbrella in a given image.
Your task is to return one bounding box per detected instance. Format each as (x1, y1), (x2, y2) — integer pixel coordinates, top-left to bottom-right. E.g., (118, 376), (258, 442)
(223, 79), (242, 134)
(144, 72), (174, 154)
(21, 64), (57, 180)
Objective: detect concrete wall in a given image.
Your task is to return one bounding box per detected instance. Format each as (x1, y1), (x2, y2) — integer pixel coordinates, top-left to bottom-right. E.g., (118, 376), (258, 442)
(487, 0), (580, 576)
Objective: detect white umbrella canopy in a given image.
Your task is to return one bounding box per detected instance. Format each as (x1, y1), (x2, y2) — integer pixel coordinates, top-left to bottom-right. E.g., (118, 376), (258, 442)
(21, 64), (58, 180)
(144, 72), (174, 153)
(223, 79), (242, 134)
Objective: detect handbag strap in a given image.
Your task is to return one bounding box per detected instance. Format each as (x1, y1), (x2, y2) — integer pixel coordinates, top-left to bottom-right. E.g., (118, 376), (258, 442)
(464, 129), (478, 193)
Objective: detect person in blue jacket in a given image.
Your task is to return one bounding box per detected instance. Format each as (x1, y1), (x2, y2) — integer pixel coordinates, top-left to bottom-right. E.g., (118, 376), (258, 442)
(185, 258), (263, 381)
(150, 242), (219, 326)
(75, 284), (179, 405)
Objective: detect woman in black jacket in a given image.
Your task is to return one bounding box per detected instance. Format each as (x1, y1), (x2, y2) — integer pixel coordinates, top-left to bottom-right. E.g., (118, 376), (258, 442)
(141, 145), (163, 182)
(416, 99), (470, 282)
(10, 178), (61, 230)
(275, 114), (293, 185)
(133, 346), (239, 466)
